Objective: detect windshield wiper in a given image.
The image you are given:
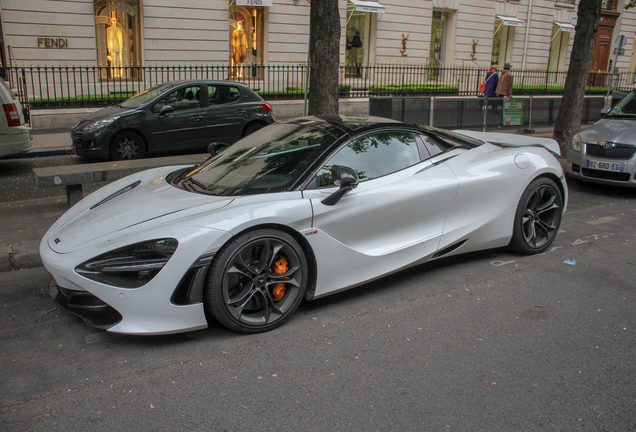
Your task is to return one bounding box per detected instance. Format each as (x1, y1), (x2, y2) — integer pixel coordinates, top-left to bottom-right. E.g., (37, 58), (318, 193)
(178, 177), (207, 192)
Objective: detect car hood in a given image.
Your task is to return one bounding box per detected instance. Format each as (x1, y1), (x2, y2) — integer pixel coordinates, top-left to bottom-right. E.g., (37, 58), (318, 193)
(46, 166), (233, 254)
(579, 118), (636, 145)
(74, 105), (138, 126)
(454, 130), (561, 155)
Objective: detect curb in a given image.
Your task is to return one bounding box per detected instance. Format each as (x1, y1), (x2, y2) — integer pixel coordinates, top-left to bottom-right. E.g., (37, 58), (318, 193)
(1, 240), (42, 272)
(20, 147), (73, 159)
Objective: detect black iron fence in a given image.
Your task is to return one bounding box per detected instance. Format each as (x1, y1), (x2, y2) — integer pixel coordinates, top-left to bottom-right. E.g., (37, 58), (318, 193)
(4, 63), (636, 120)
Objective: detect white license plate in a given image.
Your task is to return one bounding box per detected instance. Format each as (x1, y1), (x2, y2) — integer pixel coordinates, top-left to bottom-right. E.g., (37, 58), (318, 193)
(586, 160), (625, 172)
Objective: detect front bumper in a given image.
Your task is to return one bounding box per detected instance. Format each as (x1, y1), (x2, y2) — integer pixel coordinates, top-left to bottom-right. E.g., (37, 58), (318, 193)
(40, 225), (233, 335)
(71, 128), (114, 159)
(566, 145), (636, 187)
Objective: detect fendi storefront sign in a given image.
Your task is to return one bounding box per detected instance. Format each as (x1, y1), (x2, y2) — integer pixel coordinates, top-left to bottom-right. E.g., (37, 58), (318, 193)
(37, 38), (69, 48)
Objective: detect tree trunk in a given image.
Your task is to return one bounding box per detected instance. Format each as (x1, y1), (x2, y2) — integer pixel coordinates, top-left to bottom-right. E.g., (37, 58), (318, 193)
(308, 0), (340, 116)
(553, 0), (602, 157)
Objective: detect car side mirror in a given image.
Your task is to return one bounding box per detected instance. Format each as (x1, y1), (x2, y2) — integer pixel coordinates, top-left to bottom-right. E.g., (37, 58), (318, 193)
(321, 165), (359, 206)
(208, 142), (230, 155)
(158, 105), (174, 118)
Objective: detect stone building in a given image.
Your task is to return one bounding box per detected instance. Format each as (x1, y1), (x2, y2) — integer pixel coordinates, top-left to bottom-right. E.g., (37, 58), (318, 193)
(1, 0), (635, 74)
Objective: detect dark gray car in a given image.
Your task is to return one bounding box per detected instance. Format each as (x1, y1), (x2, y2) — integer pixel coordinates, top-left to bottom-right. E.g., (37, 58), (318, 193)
(71, 80), (276, 160)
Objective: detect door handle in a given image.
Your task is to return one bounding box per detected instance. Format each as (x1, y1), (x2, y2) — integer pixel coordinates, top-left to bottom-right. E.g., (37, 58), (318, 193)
(190, 116), (203, 121)
(234, 110), (246, 115)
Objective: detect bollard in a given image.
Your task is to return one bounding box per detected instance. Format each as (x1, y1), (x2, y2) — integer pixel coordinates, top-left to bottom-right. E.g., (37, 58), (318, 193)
(523, 95), (535, 134)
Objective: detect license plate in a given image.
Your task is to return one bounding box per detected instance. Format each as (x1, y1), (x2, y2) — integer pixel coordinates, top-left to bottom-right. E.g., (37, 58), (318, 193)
(586, 160), (625, 172)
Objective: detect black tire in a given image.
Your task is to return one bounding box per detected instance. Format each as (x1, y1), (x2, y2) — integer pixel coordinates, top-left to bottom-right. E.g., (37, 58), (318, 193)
(509, 177), (563, 255)
(110, 131), (146, 160)
(242, 122), (265, 138)
(204, 229), (308, 333)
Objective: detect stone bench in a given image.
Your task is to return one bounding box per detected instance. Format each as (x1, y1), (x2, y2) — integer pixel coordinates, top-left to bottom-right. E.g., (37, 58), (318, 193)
(33, 153), (208, 207)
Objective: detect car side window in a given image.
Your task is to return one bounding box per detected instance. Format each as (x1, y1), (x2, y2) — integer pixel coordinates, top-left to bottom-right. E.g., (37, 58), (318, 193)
(152, 85), (201, 113)
(316, 131), (421, 187)
(208, 86), (219, 105)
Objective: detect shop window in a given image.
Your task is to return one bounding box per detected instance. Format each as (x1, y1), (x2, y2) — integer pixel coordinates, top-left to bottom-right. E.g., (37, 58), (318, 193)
(548, 24), (570, 82)
(430, 11), (448, 65)
(94, 0), (142, 80)
(429, 10), (450, 80)
(491, 17), (519, 67)
(229, 6), (265, 79)
(345, 3), (372, 77)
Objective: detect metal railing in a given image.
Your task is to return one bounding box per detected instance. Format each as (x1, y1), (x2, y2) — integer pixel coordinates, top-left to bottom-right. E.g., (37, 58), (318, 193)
(4, 64), (635, 121)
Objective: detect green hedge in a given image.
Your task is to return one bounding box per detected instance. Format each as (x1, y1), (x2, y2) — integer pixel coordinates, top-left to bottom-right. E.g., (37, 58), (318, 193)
(512, 85), (608, 95)
(257, 85), (352, 100)
(29, 93), (135, 109)
(368, 84), (460, 96)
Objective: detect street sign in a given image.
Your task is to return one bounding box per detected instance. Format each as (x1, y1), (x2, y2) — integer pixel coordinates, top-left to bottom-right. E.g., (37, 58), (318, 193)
(503, 98), (523, 126)
(616, 34), (627, 48)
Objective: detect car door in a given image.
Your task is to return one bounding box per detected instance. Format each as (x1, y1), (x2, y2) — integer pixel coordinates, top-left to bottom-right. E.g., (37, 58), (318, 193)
(147, 84), (207, 152)
(301, 130), (460, 296)
(205, 84), (248, 144)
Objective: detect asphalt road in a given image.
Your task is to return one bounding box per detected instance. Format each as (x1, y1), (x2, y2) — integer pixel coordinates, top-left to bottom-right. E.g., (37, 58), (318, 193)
(1, 155), (635, 431)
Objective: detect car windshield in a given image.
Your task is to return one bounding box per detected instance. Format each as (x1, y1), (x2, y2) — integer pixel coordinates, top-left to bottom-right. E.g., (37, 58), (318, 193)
(174, 120), (341, 196)
(608, 91), (636, 117)
(120, 83), (176, 108)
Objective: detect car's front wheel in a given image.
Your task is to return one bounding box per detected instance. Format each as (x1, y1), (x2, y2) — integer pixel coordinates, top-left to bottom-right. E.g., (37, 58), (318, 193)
(509, 177), (563, 254)
(110, 131), (146, 160)
(205, 229), (308, 333)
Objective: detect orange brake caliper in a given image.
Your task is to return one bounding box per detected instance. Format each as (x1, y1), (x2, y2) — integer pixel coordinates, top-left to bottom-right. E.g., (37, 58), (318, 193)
(272, 256), (289, 301)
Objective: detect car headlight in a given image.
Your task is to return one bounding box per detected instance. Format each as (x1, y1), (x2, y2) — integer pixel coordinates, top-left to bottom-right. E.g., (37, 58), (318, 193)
(571, 134), (582, 152)
(82, 117), (118, 132)
(75, 239), (178, 288)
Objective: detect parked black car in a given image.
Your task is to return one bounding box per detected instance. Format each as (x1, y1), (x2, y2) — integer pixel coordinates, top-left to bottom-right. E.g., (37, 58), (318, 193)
(71, 80), (276, 160)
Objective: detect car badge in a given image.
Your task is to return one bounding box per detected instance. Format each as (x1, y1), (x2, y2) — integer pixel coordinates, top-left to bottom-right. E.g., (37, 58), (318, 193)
(54, 238), (61, 244)
(602, 142), (616, 150)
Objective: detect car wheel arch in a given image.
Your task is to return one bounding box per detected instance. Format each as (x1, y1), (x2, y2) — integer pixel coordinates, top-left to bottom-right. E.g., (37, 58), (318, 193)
(210, 223), (318, 301)
(242, 121), (269, 137)
(533, 172), (566, 204)
(110, 128), (149, 151)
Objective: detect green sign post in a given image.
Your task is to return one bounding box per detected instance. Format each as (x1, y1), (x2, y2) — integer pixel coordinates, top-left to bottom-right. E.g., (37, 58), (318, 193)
(503, 97), (523, 126)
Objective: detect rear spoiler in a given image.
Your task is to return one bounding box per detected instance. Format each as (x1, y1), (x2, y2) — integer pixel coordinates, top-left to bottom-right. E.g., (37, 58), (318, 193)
(453, 130), (561, 156)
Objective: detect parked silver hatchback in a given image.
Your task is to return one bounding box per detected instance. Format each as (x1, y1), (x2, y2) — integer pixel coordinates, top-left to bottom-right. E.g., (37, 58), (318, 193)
(0, 80), (31, 158)
(567, 91), (636, 187)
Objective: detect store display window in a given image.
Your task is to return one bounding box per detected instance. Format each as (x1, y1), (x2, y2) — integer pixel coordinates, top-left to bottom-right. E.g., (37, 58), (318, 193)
(94, 0), (142, 80)
(345, 3), (371, 77)
(229, 6), (265, 79)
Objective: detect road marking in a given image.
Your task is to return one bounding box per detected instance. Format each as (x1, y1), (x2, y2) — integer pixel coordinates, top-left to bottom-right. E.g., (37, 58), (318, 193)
(586, 216), (618, 225)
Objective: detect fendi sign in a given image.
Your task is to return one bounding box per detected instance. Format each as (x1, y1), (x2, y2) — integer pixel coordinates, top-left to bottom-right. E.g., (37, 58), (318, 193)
(37, 38), (69, 48)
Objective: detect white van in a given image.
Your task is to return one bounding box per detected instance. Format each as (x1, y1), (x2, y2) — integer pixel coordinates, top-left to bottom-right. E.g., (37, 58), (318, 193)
(0, 80), (31, 158)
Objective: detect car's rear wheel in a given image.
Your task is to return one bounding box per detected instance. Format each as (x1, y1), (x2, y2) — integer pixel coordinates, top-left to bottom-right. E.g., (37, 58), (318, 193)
(509, 177), (562, 255)
(205, 229), (308, 333)
(110, 131), (146, 160)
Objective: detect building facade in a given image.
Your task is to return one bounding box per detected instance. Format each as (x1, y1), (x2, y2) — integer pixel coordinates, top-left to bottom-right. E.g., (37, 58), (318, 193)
(1, 0), (636, 74)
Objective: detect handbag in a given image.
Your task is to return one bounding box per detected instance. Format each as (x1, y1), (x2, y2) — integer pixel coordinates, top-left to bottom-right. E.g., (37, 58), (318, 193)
(479, 83), (485, 93)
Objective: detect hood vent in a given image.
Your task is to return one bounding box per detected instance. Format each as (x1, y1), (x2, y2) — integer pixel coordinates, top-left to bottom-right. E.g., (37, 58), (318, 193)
(90, 180), (141, 210)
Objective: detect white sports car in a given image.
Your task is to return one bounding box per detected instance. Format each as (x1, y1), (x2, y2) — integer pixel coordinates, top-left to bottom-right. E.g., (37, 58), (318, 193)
(40, 116), (567, 334)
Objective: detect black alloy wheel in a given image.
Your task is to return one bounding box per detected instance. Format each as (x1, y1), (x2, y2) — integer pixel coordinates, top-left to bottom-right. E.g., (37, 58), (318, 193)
(205, 229), (308, 333)
(110, 131), (146, 160)
(509, 177), (563, 254)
